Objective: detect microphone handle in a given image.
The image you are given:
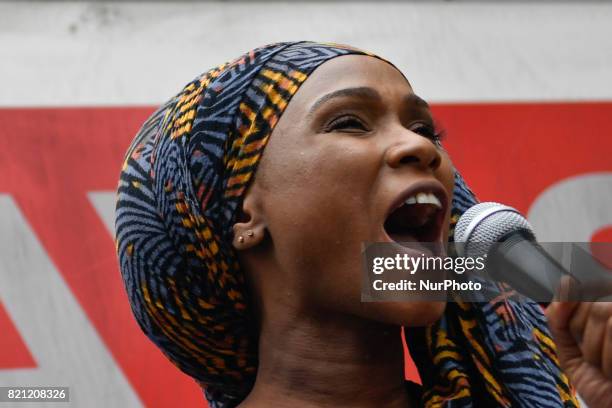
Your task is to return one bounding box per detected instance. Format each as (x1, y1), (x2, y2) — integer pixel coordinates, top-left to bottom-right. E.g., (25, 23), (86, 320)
(487, 229), (575, 304)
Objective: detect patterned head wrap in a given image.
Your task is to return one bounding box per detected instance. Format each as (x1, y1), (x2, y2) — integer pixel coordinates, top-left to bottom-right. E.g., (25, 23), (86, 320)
(115, 41), (579, 407)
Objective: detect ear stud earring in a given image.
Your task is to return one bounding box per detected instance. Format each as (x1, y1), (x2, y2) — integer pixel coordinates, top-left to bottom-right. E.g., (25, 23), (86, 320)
(238, 236), (244, 243)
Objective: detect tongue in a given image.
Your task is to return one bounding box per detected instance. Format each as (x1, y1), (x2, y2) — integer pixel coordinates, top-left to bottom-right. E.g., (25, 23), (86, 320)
(389, 232), (433, 256)
(388, 231), (418, 243)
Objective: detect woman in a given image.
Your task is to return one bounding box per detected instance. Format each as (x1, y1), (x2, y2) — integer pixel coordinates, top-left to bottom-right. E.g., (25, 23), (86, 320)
(115, 41), (611, 407)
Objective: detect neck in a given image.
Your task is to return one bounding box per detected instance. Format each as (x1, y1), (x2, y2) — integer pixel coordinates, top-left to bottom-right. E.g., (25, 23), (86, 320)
(239, 308), (415, 408)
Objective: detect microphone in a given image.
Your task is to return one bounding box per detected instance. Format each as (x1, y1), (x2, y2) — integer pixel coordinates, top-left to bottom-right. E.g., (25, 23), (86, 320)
(453, 202), (574, 302)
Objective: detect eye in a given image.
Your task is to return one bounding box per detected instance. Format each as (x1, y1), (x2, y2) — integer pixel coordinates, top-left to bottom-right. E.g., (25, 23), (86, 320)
(410, 123), (444, 146)
(325, 115), (370, 133)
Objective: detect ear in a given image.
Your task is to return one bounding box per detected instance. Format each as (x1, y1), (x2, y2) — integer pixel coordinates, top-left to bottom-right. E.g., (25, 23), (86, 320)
(232, 187), (267, 250)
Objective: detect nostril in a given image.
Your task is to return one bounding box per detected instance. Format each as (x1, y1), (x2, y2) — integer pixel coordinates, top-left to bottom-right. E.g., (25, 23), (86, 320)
(397, 153), (440, 169)
(386, 140), (442, 170)
(429, 155), (441, 170)
(399, 155), (419, 165)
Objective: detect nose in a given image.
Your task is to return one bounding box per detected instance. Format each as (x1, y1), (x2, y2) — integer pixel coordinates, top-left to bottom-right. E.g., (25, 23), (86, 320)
(384, 131), (442, 171)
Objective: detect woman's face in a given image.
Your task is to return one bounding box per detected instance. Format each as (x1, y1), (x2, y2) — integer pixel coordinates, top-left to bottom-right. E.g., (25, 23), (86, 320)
(236, 55), (454, 327)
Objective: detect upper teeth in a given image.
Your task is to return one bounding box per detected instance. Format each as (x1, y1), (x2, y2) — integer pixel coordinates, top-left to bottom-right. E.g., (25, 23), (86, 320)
(405, 192), (442, 208)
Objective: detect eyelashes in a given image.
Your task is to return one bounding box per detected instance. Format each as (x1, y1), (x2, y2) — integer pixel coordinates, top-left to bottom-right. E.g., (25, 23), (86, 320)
(410, 123), (446, 146)
(325, 115), (369, 133)
(324, 115), (445, 146)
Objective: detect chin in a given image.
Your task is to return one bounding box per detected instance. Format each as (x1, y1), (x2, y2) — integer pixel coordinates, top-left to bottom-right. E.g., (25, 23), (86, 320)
(404, 301), (446, 326)
(397, 300), (447, 327)
(364, 300), (447, 328)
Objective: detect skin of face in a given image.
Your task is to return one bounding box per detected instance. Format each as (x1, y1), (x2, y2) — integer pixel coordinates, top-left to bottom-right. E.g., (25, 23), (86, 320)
(232, 54), (455, 331)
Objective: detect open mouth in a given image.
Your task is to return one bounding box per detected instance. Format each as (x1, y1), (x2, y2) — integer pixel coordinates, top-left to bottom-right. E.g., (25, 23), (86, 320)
(383, 183), (448, 246)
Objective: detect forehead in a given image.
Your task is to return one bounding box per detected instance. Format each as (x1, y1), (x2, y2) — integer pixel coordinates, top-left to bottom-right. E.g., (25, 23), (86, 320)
(287, 54), (414, 111)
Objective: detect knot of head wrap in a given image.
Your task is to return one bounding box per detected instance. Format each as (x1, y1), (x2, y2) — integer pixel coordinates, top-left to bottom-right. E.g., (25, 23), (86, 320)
(116, 41), (579, 408)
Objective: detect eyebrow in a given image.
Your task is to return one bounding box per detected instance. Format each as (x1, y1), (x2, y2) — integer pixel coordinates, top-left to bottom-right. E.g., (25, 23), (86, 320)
(308, 86), (430, 116)
(308, 87), (382, 116)
(405, 94), (430, 110)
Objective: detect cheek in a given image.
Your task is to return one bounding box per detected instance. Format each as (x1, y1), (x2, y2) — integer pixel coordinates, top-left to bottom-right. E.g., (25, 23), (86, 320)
(263, 138), (378, 229)
(259, 149), (376, 308)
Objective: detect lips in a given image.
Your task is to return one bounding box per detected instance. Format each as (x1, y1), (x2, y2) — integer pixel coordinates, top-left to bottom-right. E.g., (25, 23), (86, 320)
(382, 180), (449, 246)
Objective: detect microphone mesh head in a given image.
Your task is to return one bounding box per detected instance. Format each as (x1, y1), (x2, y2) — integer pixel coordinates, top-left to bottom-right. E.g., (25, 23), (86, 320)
(454, 202), (535, 257)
